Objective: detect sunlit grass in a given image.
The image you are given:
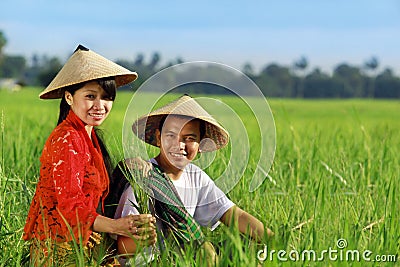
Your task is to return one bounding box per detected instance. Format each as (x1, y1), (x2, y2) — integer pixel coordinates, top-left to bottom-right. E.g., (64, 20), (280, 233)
(0, 88), (399, 266)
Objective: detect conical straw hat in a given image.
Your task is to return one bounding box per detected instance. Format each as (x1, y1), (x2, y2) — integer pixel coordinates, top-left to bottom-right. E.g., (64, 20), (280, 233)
(39, 45), (138, 99)
(132, 95), (229, 152)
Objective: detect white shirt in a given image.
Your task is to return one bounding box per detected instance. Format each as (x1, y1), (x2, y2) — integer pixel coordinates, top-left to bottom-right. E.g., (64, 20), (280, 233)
(114, 158), (235, 230)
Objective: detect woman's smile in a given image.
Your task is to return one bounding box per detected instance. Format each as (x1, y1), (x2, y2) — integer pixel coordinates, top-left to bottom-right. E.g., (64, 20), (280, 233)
(88, 112), (106, 120)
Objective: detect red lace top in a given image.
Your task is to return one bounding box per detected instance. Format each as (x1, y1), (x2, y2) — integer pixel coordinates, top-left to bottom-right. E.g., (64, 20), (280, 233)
(23, 110), (109, 244)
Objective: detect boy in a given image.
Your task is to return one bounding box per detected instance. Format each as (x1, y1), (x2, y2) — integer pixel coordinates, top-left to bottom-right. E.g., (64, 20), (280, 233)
(114, 95), (273, 261)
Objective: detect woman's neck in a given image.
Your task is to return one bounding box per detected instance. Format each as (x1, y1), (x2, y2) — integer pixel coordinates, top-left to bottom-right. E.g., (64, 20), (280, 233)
(85, 125), (93, 139)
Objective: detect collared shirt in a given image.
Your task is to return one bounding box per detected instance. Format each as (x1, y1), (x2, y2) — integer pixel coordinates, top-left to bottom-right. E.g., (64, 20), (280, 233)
(23, 110), (109, 244)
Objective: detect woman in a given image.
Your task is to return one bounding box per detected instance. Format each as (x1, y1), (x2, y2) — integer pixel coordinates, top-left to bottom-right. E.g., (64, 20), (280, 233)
(23, 45), (156, 266)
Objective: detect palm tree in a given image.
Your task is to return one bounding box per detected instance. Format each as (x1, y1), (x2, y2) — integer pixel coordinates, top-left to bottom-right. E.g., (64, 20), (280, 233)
(363, 56), (379, 97)
(0, 31), (6, 56)
(293, 56), (308, 98)
(0, 31), (7, 66)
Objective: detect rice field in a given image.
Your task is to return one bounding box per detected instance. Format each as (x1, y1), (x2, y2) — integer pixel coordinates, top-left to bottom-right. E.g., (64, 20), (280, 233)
(0, 88), (399, 266)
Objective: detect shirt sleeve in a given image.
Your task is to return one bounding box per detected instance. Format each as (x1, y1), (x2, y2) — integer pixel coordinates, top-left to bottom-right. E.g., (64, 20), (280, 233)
(193, 176), (235, 230)
(51, 130), (99, 239)
(114, 185), (140, 218)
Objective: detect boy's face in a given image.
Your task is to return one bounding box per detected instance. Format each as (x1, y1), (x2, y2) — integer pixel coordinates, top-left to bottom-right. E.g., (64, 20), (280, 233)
(156, 115), (201, 172)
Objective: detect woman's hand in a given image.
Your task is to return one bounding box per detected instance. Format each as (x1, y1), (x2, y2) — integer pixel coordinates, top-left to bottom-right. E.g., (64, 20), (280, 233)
(93, 214), (157, 246)
(117, 214), (158, 255)
(116, 214), (157, 245)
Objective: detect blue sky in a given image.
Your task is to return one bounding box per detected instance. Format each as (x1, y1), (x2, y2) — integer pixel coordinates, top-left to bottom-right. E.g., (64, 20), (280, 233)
(1, 0), (400, 74)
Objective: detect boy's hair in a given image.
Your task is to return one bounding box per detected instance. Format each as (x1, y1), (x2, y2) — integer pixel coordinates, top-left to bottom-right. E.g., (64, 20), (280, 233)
(158, 114), (206, 140)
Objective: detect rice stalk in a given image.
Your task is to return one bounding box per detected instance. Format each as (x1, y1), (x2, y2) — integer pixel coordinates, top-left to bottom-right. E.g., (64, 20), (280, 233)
(362, 216), (384, 231)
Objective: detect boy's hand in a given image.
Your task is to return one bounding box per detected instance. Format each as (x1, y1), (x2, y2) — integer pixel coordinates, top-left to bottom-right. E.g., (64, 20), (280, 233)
(125, 157), (153, 178)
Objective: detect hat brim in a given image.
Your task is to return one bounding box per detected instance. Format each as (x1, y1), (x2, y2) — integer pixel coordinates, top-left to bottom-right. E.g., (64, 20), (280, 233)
(132, 95), (229, 152)
(39, 73), (137, 99)
(39, 46), (138, 99)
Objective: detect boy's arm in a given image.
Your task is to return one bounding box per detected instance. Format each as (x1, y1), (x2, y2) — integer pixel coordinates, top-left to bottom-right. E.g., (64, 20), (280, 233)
(220, 205), (274, 242)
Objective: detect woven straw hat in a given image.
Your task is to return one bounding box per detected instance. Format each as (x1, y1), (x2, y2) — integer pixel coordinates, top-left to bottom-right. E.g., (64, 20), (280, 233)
(39, 45), (138, 99)
(132, 95), (229, 152)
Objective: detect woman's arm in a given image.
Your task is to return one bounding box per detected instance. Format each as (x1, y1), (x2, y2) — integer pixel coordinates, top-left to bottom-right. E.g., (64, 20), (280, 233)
(220, 205), (274, 242)
(93, 214), (156, 235)
(93, 215), (133, 237)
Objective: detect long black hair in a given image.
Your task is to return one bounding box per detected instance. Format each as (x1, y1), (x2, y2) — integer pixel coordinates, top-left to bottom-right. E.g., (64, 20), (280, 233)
(57, 77), (117, 188)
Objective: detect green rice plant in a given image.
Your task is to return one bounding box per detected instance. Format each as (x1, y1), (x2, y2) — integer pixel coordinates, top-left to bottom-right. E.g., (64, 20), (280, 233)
(0, 89), (399, 266)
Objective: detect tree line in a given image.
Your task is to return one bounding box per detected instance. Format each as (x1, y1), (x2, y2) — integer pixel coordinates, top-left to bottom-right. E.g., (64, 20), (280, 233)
(0, 31), (399, 98)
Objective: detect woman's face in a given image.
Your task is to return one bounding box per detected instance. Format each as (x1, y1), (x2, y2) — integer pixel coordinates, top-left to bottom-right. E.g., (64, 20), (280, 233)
(65, 81), (114, 127)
